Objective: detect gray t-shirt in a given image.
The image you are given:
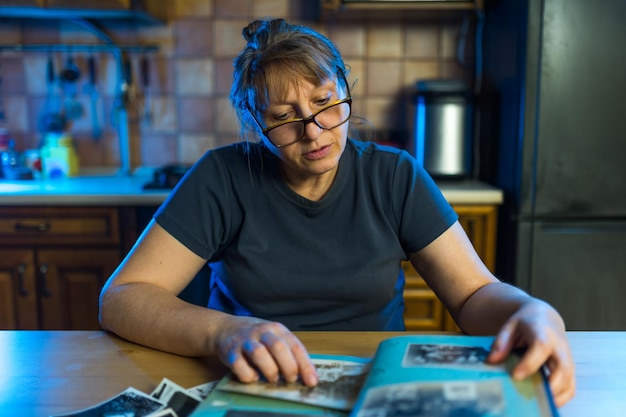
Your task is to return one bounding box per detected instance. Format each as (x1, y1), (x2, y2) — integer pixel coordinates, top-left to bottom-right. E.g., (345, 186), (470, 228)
(155, 139), (457, 331)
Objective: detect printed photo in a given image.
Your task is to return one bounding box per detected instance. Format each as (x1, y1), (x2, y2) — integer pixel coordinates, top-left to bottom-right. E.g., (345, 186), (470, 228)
(355, 379), (505, 417)
(218, 358), (370, 411)
(52, 387), (165, 417)
(403, 343), (492, 368)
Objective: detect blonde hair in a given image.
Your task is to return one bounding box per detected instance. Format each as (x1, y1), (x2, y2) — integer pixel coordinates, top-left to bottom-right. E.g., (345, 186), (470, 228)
(230, 19), (348, 145)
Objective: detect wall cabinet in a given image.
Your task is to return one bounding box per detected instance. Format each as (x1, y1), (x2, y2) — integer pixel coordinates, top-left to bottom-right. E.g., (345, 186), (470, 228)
(0, 207), (122, 330)
(402, 204), (498, 331)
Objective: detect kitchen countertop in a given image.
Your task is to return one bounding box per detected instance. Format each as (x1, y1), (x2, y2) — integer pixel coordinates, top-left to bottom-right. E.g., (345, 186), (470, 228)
(0, 174), (503, 206)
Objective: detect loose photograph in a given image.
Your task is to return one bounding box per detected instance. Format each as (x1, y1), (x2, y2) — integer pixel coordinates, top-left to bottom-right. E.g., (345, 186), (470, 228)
(218, 358), (370, 411)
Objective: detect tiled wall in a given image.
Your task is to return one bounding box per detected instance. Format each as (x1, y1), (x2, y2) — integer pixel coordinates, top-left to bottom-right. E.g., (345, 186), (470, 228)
(0, 0), (473, 171)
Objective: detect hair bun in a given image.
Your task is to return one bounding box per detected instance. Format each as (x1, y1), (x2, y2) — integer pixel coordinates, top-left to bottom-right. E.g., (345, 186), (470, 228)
(242, 19), (286, 45)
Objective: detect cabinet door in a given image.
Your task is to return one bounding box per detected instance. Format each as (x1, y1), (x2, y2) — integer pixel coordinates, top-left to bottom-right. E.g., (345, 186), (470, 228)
(0, 249), (38, 329)
(402, 204), (498, 331)
(37, 249), (120, 330)
(402, 263), (443, 330)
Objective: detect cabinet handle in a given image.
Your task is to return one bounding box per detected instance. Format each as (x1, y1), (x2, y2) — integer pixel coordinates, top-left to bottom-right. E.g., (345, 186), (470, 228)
(39, 263), (52, 298)
(14, 222), (50, 232)
(16, 263), (28, 297)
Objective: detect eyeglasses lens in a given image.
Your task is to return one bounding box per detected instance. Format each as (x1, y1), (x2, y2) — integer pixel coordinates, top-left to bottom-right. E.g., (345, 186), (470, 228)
(267, 101), (351, 146)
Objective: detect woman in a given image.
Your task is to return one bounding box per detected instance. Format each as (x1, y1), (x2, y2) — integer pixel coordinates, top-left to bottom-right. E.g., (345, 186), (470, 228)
(99, 18), (575, 406)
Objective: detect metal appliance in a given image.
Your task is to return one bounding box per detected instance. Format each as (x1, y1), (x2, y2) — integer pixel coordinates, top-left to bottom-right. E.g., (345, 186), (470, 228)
(413, 79), (474, 178)
(482, 0), (626, 329)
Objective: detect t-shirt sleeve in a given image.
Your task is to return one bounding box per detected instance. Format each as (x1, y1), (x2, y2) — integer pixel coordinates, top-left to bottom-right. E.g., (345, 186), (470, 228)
(153, 150), (240, 261)
(392, 150), (458, 255)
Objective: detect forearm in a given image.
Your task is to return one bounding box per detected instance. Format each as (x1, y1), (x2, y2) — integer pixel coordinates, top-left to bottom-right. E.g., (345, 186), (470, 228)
(99, 282), (231, 357)
(455, 281), (565, 336)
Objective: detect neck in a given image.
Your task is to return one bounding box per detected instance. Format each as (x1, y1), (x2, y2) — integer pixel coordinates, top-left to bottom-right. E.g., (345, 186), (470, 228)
(280, 166), (338, 201)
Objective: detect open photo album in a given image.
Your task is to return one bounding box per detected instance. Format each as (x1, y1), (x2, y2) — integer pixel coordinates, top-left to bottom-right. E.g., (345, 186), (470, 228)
(190, 334), (558, 417)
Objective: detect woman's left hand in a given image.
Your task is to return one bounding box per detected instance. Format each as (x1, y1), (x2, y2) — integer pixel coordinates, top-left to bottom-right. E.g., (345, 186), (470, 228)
(486, 301), (576, 407)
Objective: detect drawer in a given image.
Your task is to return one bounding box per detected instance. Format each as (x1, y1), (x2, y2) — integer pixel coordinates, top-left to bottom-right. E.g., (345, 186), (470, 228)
(0, 207), (120, 246)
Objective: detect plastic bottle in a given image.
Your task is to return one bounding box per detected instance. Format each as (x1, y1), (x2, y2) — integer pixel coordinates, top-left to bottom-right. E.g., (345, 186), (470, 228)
(40, 132), (79, 178)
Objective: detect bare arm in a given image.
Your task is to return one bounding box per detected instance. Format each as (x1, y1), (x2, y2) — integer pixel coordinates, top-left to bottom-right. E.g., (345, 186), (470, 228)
(99, 220), (318, 386)
(410, 222), (575, 406)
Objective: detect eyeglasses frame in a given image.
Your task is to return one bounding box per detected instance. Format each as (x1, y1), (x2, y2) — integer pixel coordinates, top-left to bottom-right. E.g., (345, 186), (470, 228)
(246, 69), (352, 148)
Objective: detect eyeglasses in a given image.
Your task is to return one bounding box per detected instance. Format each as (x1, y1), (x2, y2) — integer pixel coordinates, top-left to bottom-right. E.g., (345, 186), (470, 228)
(247, 72), (352, 148)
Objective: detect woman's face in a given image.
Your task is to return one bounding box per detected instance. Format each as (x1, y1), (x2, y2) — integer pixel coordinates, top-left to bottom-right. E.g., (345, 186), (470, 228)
(259, 76), (349, 183)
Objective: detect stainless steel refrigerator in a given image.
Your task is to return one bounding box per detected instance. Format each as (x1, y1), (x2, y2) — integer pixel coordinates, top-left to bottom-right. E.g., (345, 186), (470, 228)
(480, 0), (626, 330)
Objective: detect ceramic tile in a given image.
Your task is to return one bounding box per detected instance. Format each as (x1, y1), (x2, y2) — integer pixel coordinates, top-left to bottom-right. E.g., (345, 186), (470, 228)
(175, 58), (214, 95)
(176, 0), (213, 17)
(21, 20), (60, 44)
(366, 60), (403, 96)
(0, 0), (463, 171)
(215, 133), (240, 148)
(215, 57), (235, 95)
(3, 96), (29, 133)
(137, 23), (175, 57)
(0, 19), (22, 44)
(140, 57), (175, 94)
(214, 97), (239, 134)
(178, 97), (214, 132)
(441, 60), (470, 82)
(405, 24), (439, 59)
(73, 133), (112, 167)
(180, 133), (216, 163)
(65, 95), (97, 136)
(9, 131), (39, 152)
(99, 55), (121, 97)
(175, 19), (213, 57)
(253, 0), (289, 18)
(329, 23), (366, 58)
(367, 24), (403, 58)
(2, 57), (27, 94)
(213, 20), (248, 58)
(441, 23), (459, 60)
(404, 61), (440, 86)
(289, 0), (320, 19)
(139, 133), (179, 166)
(215, 0), (253, 17)
(344, 59), (365, 98)
(347, 97), (366, 124)
(363, 96), (401, 130)
(146, 96), (178, 133)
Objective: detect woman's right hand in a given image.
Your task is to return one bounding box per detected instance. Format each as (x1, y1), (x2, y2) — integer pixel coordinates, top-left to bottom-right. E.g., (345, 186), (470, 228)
(214, 316), (319, 386)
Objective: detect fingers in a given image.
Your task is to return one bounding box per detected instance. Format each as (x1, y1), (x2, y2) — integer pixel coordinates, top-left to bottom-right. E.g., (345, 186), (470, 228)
(260, 332), (318, 386)
(486, 319), (518, 364)
(545, 356), (576, 407)
(219, 321), (318, 386)
(490, 314), (576, 407)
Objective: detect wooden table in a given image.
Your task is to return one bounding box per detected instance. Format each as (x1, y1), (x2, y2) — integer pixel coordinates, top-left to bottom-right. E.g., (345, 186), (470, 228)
(0, 331), (624, 416)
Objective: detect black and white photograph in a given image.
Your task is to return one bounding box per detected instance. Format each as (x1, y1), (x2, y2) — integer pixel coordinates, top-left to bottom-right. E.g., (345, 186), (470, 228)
(355, 380), (505, 417)
(151, 377), (203, 417)
(187, 380), (220, 400)
(403, 343), (492, 368)
(218, 358), (370, 411)
(52, 387), (166, 417)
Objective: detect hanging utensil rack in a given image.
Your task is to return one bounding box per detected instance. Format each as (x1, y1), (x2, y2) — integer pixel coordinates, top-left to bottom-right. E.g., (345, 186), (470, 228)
(0, 17), (159, 177)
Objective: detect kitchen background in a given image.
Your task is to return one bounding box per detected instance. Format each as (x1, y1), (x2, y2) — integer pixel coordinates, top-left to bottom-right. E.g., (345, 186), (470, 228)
(0, 0), (476, 172)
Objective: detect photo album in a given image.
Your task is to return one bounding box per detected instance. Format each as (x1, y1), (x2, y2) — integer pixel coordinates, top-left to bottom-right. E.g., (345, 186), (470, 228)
(190, 334), (559, 417)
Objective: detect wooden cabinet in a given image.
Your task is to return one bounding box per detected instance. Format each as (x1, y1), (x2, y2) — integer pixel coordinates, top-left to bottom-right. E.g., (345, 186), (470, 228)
(0, 207), (122, 330)
(402, 204), (498, 331)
